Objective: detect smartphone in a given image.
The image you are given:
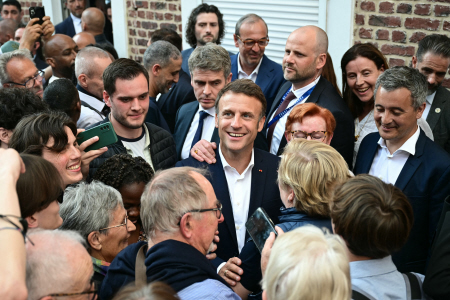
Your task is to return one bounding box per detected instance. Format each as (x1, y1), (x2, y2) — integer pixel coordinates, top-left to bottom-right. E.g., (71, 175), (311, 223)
(245, 207), (277, 253)
(29, 7), (46, 26)
(77, 122), (118, 152)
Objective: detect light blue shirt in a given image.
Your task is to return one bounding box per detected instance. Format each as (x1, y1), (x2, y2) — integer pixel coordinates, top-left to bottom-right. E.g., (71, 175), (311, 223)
(178, 279), (241, 300)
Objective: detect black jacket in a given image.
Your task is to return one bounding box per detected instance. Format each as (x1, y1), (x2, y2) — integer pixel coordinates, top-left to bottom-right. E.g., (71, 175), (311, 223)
(87, 117), (177, 179)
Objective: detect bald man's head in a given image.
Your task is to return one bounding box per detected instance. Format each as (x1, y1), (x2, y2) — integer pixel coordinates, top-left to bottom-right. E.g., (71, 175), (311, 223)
(81, 7), (105, 35)
(73, 32), (96, 50)
(291, 25), (328, 56)
(0, 19), (18, 45)
(43, 34), (78, 79)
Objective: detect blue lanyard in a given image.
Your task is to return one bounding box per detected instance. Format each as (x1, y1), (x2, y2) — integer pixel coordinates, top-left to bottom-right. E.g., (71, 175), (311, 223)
(267, 85), (316, 128)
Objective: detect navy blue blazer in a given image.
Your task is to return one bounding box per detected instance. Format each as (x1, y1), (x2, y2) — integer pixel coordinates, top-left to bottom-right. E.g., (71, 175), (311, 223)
(354, 130), (450, 274)
(231, 54), (285, 116)
(176, 148), (283, 265)
(55, 16), (76, 38)
(144, 99), (171, 133)
(173, 101), (219, 160)
(265, 77), (354, 166)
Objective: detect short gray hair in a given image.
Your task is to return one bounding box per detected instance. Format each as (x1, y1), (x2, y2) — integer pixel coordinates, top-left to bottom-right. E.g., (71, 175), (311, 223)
(59, 181), (123, 241)
(141, 167), (209, 238)
(75, 46), (111, 78)
(26, 230), (88, 300)
(143, 40), (181, 70)
(188, 43), (231, 79)
(374, 66), (427, 109)
(0, 49), (33, 85)
(234, 13), (268, 36)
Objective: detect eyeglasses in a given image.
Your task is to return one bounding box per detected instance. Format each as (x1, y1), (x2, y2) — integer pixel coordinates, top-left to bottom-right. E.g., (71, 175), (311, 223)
(289, 130), (328, 141)
(236, 36), (269, 49)
(99, 215), (128, 231)
(40, 277), (98, 300)
(4, 70), (45, 89)
(178, 202), (223, 225)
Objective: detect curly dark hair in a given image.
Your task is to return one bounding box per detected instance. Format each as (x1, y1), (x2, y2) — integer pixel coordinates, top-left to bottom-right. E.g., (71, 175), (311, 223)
(92, 154), (154, 189)
(185, 3), (225, 48)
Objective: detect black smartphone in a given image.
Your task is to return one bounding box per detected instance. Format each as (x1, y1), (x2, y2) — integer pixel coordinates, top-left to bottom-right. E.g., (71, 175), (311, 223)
(77, 122), (118, 152)
(245, 207), (277, 253)
(29, 7), (46, 26)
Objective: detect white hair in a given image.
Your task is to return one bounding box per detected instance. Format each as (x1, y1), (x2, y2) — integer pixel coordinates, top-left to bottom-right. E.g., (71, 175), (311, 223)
(75, 46), (111, 78)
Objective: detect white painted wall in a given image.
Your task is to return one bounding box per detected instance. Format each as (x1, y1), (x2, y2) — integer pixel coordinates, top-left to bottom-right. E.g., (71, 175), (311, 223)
(42, 0), (63, 25)
(111, 0), (128, 58)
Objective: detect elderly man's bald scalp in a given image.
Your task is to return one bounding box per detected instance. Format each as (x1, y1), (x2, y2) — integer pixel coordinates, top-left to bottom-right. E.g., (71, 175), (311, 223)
(43, 34), (76, 58)
(81, 7), (105, 34)
(73, 32), (96, 49)
(292, 25), (328, 55)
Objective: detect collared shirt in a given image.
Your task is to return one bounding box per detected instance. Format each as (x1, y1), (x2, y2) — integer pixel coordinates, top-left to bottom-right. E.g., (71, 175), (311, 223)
(237, 52), (263, 83)
(268, 76), (320, 155)
(218, 146), (255, 252)
(369, 126), (420, 185)
(77, 89), (107, 129)
(350, 256), (425, 299)
(71, 13), (82, 34)
(423, 91), (436, 121)
(48, 75), (61, 84)
(178, 279), (241, 300)
(120, 125), (154, 170)
(181, 105), (216, 160)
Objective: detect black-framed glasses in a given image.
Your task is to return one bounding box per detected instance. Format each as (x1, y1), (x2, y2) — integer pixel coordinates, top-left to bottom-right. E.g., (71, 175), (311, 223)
(289, 130), (328, 141)
(178, 202), (223, 225)
(98, 215), (128, 231)
(236, 36), (269, 48)
(39, 277), (98, 300)
(4, 70), (45, 89)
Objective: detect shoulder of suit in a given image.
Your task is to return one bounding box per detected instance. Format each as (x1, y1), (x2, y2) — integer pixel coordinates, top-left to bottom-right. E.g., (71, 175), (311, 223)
(178, 101), (197, 113)
(254, 148), (280, 162)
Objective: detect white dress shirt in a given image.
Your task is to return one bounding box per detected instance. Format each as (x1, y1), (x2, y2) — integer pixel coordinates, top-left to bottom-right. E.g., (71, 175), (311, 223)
(267, 76), (320, 154)
(237, 53), (263, 83)
(218, 147), (254, 252)
(181, 105), (216, 160)
(77, 90), (107, 129)
(71, 13), (82, 34)
(423, 91), (436, 121)
(369, 126), (420, 185)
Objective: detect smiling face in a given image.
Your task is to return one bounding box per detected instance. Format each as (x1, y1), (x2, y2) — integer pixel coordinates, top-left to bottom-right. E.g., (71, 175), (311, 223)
(119, 182), (146, 225)
(374, 87), (425, 152)
(216, 91), (265, 158)
(345, 56), (384, 103)
(413, 52), (450, 95)
(191, 69), (231, 109)
(234, 19), (268, 70)
(194, 13), (219, 46)
(41, 126), (82, 186)
(155, 57), (181, 95)
(286, 115), (333, 145)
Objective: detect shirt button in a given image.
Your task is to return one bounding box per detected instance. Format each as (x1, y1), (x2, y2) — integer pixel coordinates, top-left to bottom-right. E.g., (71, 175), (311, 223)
(236, 225), (240, 230)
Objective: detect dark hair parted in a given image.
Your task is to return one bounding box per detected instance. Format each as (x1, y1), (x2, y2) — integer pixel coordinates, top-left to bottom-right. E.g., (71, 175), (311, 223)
(9, 111), (77, 156)
(215, 79), (267, 120)
(341, 43), (388, 118)
(185, 3), (225, 48)
(17, 154), (64, 218)
(103, 58), (149, 96)
(330, 174), (414, 259)
(151, 28), (182, 52)
(43, 78), (80, 122)
(417, 34), (450, 62)
(0, 88), (48, 130)
(92, 153), (154, 189)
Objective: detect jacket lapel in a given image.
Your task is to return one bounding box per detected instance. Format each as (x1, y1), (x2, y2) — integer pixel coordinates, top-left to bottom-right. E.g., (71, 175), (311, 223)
(427, 86), (447, 130)
(248, 150), (266, 218)
(255, 55), (273, 95)
(395, 130), (425, 190)
(175, 103), (197, 157)
(231, 54), (238, 81)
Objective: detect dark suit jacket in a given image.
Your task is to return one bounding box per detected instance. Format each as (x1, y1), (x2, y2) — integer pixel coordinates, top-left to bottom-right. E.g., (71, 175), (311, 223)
(428, 86), (450, 154)
(155, 68), (197, 133)
(231, 54), (285, 116)
(144, 99), (170, 132)
(55, 16), (76, 38)
(354, 130), (450, 274)
(95, 33), (114, 48)
(176, 148), (283, 265)
(173, 101), (219, 160)
(265, 77), (354, 166)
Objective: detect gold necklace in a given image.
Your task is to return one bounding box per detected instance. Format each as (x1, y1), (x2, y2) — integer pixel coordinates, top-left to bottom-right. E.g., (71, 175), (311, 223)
(355, 110), (373, 142)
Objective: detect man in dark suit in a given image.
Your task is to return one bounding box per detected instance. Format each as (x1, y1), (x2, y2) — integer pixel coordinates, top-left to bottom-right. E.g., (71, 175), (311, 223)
(173, 43), (232, 160)
(354, 66), (450, 274)
(231, 14), (285, 116)
(265, 26), (354, 166)
(55, 0), (86, 38)
(176, 79), (282, 278)
(412, 34), (450, 154)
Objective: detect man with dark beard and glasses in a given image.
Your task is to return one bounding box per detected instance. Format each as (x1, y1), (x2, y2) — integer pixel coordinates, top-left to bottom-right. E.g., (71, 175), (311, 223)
(87, 58), (176, 179)
(43, 34), (78, 84)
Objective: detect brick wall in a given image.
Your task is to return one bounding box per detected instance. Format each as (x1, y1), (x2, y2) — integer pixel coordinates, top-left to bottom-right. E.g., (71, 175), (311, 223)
(19, 1), (43, 23)
(126, 0), (182, 62)
(354, 0), (450, 88)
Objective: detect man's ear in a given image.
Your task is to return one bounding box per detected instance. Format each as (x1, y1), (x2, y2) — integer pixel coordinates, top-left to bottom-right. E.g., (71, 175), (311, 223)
(233, 34), (239, 48)
(46, 57), (56, 69)
(215, 114), (219, 128)
(226, 72), (232, 84)
(412, 56), (417, 68)
(78, 74), (88, 88)
(416, 102), (426, 119)
(152, 64), (162, 76)
(179, 213), (193, 239)
(103, 91), (112, 107)
(284, 130), (291, 143)
(0, 128), (12, 146)
(87, 231), (102, 251)
(26, 215), (39, 229)
(257, 116), (266, 132)
(316, 53), (327, 70)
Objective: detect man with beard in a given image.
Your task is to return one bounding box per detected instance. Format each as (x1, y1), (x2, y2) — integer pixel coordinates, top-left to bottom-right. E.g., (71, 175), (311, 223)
(55, 0), (86, 37)
(43, 34), (78, 84)
(87, 58), (177, 178)
(265, 25), (354, 167)
(181, 4), (233, 76)
(412, 34), (450, 154)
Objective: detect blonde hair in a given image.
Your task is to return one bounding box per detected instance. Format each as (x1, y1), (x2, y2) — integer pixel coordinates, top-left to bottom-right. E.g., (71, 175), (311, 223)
(278, 139), (349, 216)
(262, 226), (351, 300)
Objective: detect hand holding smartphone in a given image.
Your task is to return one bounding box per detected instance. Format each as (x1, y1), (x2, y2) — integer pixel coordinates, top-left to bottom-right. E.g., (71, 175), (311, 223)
(246, 207), (278, 253)
(29, 7), (46, 26)
(77, 122), (118, 152)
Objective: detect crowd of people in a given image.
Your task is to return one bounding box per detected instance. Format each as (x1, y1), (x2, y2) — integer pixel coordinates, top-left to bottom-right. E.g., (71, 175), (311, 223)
(1, 1), (450, 299)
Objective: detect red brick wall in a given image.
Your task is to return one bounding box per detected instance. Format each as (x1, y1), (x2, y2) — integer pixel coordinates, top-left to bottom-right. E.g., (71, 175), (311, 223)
(127, 0), (182, 62)
(354, 0), (450, 88)
(19, 1), (43, 23)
